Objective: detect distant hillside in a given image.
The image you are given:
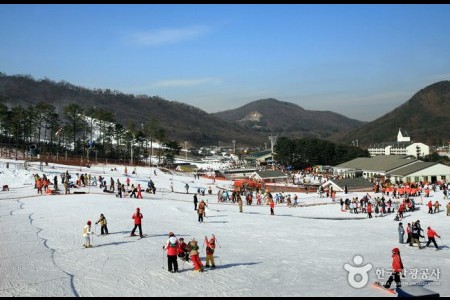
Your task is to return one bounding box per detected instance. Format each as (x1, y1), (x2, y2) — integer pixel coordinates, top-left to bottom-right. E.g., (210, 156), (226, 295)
(330, 81), (450, 147)
(212, 98), (365, 139)
(0, 73), (265, 146)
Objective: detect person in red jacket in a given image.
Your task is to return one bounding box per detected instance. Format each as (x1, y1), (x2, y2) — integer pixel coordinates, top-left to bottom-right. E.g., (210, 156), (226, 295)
(177, 237), (189, 262)
(270, 199), (275, 215)
(384, 248), (404, 289)
(426, 226), (441, 249)
(204, 234), (216, 268)
(367, 202), (372, 218)
(130, 207), (143, 237)
(427, 200), (433, 214)
(163, 232), (179, 273)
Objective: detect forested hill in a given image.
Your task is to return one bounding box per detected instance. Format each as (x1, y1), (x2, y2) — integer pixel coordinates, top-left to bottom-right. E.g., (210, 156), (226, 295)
(329, 81), (450, 147)
(0, 73), (265, 146)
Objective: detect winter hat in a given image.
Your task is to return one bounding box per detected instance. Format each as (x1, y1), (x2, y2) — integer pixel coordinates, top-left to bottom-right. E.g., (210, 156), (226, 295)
(136, 207), (140, 211)
(427, 226), (431, 229)
(169, 232), (174, 237)
(392, 248), (400, 253)
(87, 220), (91, 225)
(399, 222), (403, 225)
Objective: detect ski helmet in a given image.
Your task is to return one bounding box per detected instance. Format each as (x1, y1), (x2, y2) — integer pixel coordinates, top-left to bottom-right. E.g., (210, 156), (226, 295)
(87, 220), (91, 225)
(392, 247), (399, 253)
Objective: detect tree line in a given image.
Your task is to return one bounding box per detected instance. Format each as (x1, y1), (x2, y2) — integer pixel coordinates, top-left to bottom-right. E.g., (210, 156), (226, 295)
(0, 98), (181, 165)
(274, 136), (370, 169)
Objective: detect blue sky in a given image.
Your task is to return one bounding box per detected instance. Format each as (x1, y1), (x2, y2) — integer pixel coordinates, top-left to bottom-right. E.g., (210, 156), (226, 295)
(1, 4), (449, 121)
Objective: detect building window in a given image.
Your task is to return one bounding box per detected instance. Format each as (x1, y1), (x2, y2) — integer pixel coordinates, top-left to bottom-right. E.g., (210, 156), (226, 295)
(415, 177), (419, 182)
(406, 177), (411, 183)
(423, 176), (427, 182)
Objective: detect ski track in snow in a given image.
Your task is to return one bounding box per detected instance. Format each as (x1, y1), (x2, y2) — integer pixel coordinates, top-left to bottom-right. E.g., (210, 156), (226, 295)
(0, 159), (449, 296)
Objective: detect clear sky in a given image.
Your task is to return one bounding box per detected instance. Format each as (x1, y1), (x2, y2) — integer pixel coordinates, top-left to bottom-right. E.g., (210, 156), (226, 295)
(1, 4), (449, 121)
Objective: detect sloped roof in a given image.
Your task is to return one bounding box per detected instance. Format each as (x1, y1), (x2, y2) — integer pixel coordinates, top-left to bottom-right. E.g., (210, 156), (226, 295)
(331, 177), (374, 190)
(245, 150), (272, 158)
(387, 161), (438, 176)
(335, 155), (417, 172)
(250, 170), (288, 179)
(370, 141), (413, 148)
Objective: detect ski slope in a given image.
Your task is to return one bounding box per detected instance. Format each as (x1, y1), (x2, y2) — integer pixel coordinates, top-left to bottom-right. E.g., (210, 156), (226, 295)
(0, 159), (449, 297)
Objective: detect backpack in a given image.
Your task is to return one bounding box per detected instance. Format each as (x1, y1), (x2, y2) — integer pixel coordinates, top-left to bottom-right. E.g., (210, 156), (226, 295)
(168, 237), (177, 248)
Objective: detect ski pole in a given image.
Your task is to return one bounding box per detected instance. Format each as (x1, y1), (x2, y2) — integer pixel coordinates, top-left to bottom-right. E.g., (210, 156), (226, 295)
(439, 237), (445, 247)
(214, 235), (222, 248)
(162, 248), (165, 270)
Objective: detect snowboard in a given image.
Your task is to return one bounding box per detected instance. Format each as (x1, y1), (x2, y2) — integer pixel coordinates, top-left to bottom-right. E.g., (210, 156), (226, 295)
(371, 282), (396, 295)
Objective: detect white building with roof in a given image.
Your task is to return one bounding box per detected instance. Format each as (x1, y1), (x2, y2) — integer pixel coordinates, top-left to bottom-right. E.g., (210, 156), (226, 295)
(368, 129), (429, 158)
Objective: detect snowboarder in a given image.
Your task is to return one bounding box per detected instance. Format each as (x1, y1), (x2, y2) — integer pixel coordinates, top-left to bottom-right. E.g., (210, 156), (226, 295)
(204, 235), (216, 268)
(163, 232), (179, 273)
(131, 207), (143, 237)
(383, 247), (404, 289)
(398, 222), (405, 244)
(187, 238), (203, 272)
(426, 226), (441, 250)
(82, 220), (94, 248)
(95, 213), (109, 235)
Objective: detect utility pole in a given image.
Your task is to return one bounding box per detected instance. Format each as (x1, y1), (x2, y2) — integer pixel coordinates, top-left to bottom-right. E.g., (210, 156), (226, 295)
(232, 140), (236, 154)
(184, 141), (188, 160)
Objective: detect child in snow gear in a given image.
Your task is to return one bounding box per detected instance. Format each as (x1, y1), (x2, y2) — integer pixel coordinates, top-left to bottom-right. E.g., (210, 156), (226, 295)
(95, 213), (108, 235)
(131, 207), (143, 237)
(83, 220), (94, 248)
(426, 226), (441, 249)
(384, 248), (404, 289)
(163, 232), (179, 273)
(178, 237), (189, 262)
(187, 238), (204, 272)
(204, 235), (216, 268)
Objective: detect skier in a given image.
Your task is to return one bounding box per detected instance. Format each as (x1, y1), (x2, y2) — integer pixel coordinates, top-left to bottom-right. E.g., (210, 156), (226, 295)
(95, 213), (109, 235)
(204, 235), (216, 268)
(238, 196), (243, 213)
(197, 201), (206, 223)
(426, 226), (441, 250)
(185, 183), (189, 194)
(398, 222), (405, 244)
(163, 232), (179, 273)
(170, 181), (174, 192)
(136, 184), (143, 199)
(82, 220), (94, 248)
(406, 223), (412, 245)
(187, 238), (204, 272)
(131, 207), (143, 237)
(447, 202), (450, 216)
(270, 199), (275, 215)
(434, 201), (440, 213)
(427, 200), (433, 214)
(193, 193), (198, 211)
(367, 202), (372, 218)
(383, 248), (404, 289)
